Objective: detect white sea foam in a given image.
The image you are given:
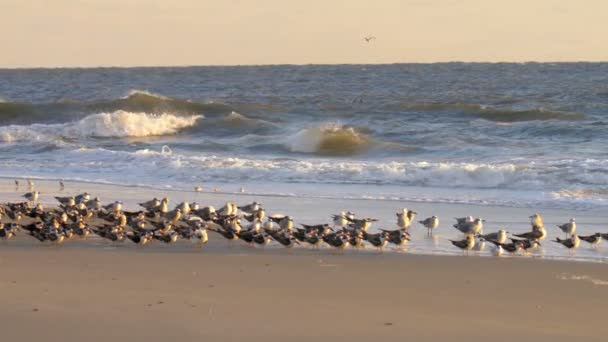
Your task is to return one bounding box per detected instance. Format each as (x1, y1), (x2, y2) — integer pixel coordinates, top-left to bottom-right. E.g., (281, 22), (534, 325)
(66, 111), (202, 137)
(0, 111), (202, 142)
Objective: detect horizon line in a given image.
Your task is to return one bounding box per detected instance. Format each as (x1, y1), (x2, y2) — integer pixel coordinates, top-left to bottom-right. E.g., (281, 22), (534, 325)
(2, 60), (608, 70)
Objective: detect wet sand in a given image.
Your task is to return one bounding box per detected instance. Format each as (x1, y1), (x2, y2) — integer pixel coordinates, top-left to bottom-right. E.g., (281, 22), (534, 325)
(1, 243), (608, 342)
(1, 180), (608, 341)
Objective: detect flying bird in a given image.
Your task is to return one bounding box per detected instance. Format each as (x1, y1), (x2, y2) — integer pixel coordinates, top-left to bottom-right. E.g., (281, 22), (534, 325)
(363, 36), (376, 43)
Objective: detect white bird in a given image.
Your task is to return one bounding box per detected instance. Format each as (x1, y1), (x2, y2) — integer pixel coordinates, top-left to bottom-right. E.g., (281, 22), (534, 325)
(473, 238), (486, 252)
(492, 244), (504, 257)
(454, 218), (484, 235)
(529, 213), (544, 228)
(557, 218), (576, 238)
(397, 209), (416, 230)
(478, 229), (508, 244)
(194, 186), (203, 192)
(332, 212), (348, 229)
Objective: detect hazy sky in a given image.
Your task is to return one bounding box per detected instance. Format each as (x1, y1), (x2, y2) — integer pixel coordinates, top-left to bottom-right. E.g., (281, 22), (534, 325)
(1, 0), (607, 67)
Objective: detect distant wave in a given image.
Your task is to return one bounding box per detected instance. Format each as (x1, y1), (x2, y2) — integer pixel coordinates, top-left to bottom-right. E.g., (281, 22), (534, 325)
(287, 123), (372, 156)
(400, 103), (586, 122)
(0, 90), (233, 125)
(0, 110), (202, 142)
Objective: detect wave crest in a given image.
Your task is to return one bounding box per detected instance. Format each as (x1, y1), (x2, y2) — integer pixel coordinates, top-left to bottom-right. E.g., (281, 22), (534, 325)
(0, 111), (202, 142)
(287, 123), (372, 156)
(68, 111), (202, 138)
(403, 103), (585, 122)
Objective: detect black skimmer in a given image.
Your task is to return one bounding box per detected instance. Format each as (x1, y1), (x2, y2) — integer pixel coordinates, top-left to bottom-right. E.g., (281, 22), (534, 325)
(126, 230), (154, 246)
(450, 235), (476, 254)
(0, 223), (19, 240)
(489, 240), (524, 254)
(419, 216), (439, 235)
(514, 225), (547, 241)
(322, 232), (349, 252)
(579, 233), (602, 246)
(363, 231), (388, 252)
(554, 235), (580, 251)
(510, 238), (541, 252)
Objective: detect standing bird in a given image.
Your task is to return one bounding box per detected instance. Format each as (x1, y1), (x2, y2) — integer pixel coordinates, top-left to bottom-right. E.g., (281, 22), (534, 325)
(557, 218), (576, 238)
(419, 216), (439, 235)
(397, 209), (416, 230)
(530, 214), (544, 228)
(450, 235), (476, 255)
(59, 181), (65, 191)
(14, 180), (19, 190)
(478, 229), (508, 244)
(23, 191), (40, 203)
(27, 179), (35, 190)
(453, 218), (484, 235)
(554, 234), (581, 251)
(578, 233), (602, 246)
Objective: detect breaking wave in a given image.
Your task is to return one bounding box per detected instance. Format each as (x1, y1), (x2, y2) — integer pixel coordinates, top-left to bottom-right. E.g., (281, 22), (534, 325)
(286, 123), (372, 156)
(0, 111), (202, 142)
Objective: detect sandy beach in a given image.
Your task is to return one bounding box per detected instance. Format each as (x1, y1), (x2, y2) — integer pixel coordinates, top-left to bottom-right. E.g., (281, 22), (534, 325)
(1, 180), (608, 341)
(1, 243), (608, 342)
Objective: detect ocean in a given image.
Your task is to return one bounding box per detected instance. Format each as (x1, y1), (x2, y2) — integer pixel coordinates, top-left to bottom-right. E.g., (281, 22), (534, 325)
(1, 63), (607, 210)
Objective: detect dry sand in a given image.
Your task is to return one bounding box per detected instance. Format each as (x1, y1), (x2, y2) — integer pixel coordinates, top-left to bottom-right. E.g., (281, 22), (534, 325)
(1, 241), (608, 342)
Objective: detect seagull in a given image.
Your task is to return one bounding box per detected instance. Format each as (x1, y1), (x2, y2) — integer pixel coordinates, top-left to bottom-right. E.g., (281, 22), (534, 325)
(419, 216), (439, 235)
(453, 218), (484, 235)
(363, 36), (376, 43)
(557, 218), (576, 238)
(23, 191), (40, 203)
(473, 237), (485, 251)
(450, 235), (476, 255)
(14, 180), (19, 189)
(74, 192), (91, 204)
(194, 186), (203, 192)
(478, 229), (508, 244)
(492, 244), (504, 257)
(397, 209), (416, 230)
(530, 213), (544, 228)
(27, 179), (34, 190)
(59, 181), (65, 191)
(578, 233), (602, 246)
(332, 212), (349, 229)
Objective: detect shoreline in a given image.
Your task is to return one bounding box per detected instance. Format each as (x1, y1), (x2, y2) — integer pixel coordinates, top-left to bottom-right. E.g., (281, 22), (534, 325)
(2, 179), (608, 264)
(1, 246), (608, 341)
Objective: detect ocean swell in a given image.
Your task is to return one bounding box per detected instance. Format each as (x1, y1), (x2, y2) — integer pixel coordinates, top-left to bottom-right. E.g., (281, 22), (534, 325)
(286, 123), (372, 156)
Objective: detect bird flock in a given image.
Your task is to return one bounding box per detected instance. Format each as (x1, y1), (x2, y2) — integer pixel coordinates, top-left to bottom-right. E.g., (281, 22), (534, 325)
(0, 181), (604, 257)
